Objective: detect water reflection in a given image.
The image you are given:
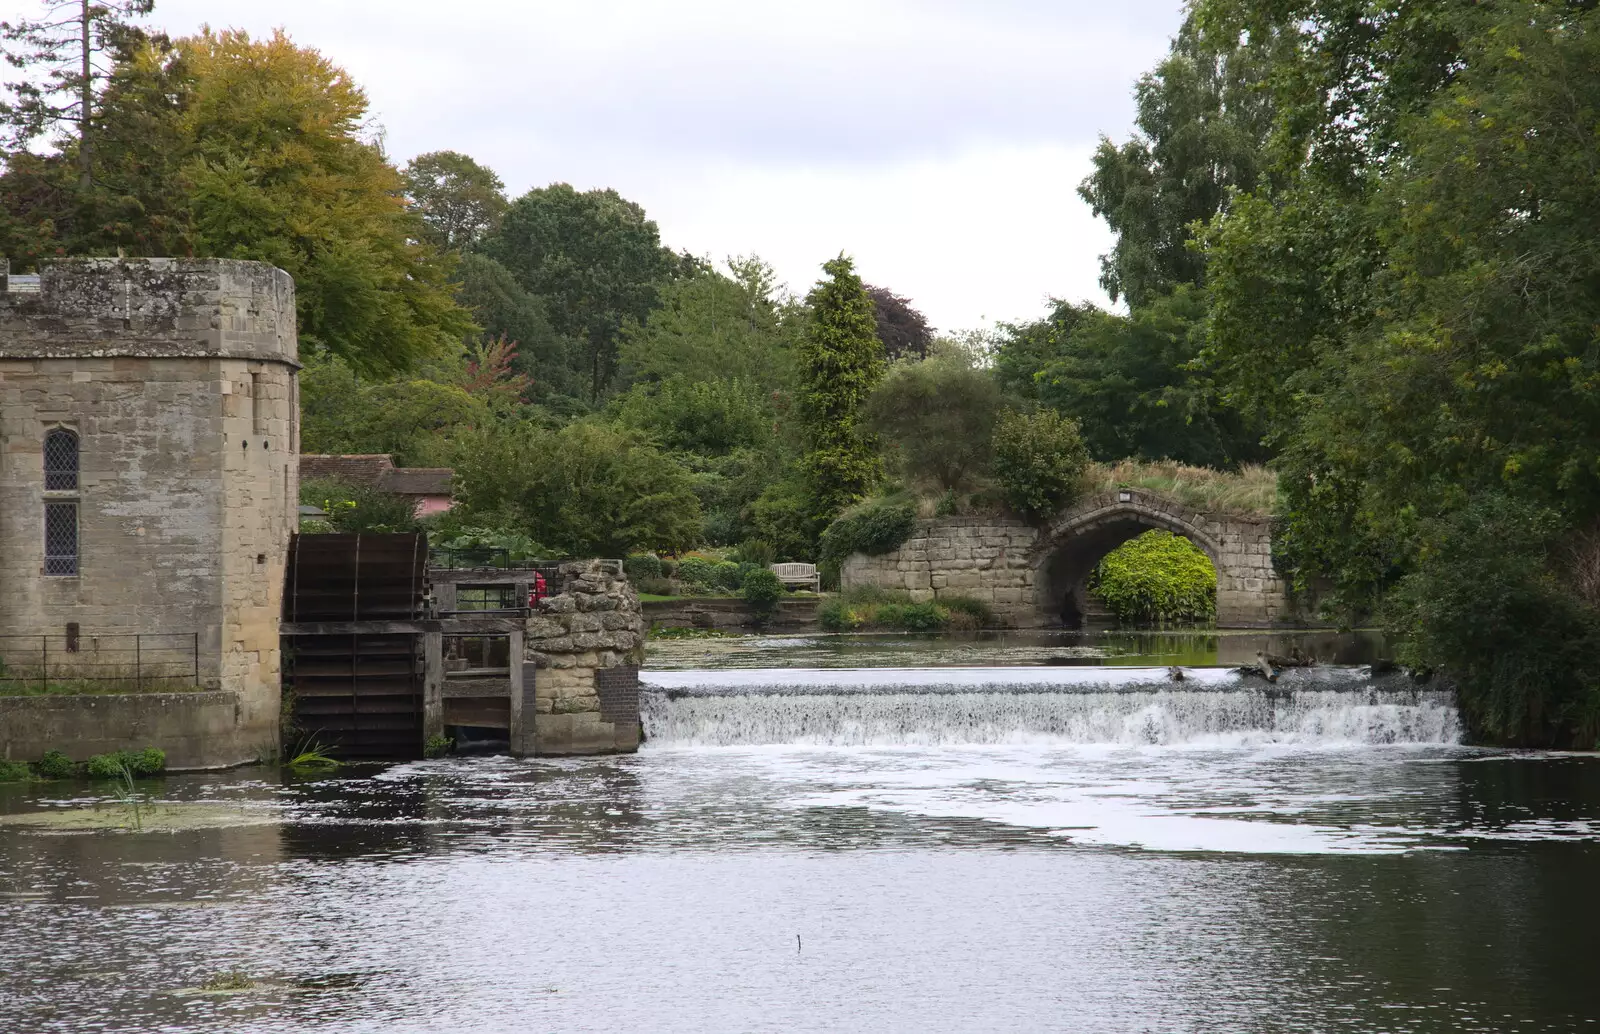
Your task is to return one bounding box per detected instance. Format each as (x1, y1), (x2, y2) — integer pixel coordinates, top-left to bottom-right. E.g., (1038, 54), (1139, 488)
(2, 744), (1598, 1032)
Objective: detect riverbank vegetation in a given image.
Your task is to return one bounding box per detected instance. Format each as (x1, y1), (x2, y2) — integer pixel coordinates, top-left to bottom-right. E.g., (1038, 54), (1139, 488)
(3, 1), (1596, 744)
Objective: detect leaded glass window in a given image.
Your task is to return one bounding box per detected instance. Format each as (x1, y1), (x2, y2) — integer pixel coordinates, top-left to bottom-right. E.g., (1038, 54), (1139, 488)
(44, 501), (78, 576)
(44, 428), (78, 491)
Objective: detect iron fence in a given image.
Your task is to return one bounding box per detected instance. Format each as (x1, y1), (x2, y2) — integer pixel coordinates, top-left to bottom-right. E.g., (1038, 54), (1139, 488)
(0, 632), (200, 691)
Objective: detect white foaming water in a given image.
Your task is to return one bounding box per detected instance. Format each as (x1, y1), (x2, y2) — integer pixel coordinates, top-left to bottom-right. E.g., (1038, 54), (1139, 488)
(640, 666), (1461, 748)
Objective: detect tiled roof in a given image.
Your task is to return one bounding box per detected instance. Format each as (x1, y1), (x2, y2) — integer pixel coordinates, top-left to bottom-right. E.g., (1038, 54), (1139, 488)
(300, 454), (393, 487)
(378, 467), (454, 496)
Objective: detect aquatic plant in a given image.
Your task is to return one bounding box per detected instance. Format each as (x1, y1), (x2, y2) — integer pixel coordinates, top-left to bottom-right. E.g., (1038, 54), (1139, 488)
(199, 970), (256, 992)
(423, 734), (453, 759)
(109, 760), (143, 830)
(84, 748), (166, 779)
(285, 738), (341, 771)
(0, 759), (30, 782)
(36, 750), (74, 779)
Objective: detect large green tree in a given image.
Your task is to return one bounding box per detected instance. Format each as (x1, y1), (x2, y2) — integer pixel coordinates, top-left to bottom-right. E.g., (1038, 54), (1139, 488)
(1196, 0), (1600, 744)
(0, 27), (470, 374)
(402, 150), (507, 252)
(796, 255), (886, 520)
(484, 183), (675, 401)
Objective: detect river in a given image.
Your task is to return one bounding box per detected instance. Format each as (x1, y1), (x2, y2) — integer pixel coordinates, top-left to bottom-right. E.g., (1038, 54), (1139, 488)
(2, 632), (1598, 1032)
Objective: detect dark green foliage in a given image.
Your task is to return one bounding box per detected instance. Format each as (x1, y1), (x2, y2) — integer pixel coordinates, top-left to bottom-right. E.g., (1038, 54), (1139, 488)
(1079, 12), (1278, 308)
(36, 749), (74, 779)
(741, 567), (786, 613)
(423, 734), (453, 759)
(300, 478), (421, 534)
(452, 253), (579, 402)
(797, 256), (886, 523)
(677, 557), (743, 593)
(624, 553), (662, 583)
(818, 499), (918, 570)
(614, 376), (772, 456)
(732, 539), (776, 567)
(864, 355), (1002, 492)
(484, 183), (676, 401)
(0, 759), (28, 782)
(940, 595), (996, 629)
(84, 748), (164, 779)
(636, 576), (676, 597)
(451, 422), (701, 557)
(991, 410), (1091, 521)
(1030, 288), (1267, 468)
(818, 587), (948, 632)
(402, 150), (507, 252)
(1091, 530), (1217, 625)
(1388, 498), (1600, 748)
(751, 477), (829, 562)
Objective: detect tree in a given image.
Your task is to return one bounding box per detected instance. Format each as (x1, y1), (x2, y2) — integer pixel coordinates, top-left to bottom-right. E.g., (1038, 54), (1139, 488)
(619, 256), (798, 393)
(451, 252), (579, 402)
(484, 183), (675, 401)
(451, 421), (702, 556)
(864, 354), (1001, 493)
(402, 150), (507, 251)
(0, 28), (472, 374)
(991, 409), (1090, 521)
(1033, 287), (1266, 467)
(1078, 11), (1279, 307)
(865, 284), (932, 360)
(0, 0), (155, 188)
(614, 375), (773, 456)
(796, 255), (886, 521)
(299, 355), (489, 466)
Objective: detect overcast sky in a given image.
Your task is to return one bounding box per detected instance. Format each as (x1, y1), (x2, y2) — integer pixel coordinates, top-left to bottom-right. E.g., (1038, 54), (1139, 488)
(150, 0), (1184, 332)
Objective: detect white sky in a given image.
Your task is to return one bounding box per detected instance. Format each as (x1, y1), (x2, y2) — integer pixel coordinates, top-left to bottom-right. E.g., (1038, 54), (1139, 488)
(146, 0), (1183, 332)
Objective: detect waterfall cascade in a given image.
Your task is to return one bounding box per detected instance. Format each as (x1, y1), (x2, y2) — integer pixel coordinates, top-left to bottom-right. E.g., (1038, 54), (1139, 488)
(640, 666), (1460, 747)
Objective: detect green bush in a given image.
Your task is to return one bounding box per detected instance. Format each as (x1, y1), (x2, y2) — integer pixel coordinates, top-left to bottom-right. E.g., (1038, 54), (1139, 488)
(992, 409), (1091, 521)
(818, 586), (951, 632)
(636, 576), (677, 597)
(741, 567), (786, 613)
(732, 539), (777, 567)
(301, 477), (422, 534)
(1091, 530), (1217, 624)
(819, 498), (918, 568)
(1388, 496), (1600, 747)
(941, 595), (995, 629)
(36, 749), (74, 779)
(625, 553), (662, 582)
(84, 748), (166, 780)
(0, 759), (29, 782)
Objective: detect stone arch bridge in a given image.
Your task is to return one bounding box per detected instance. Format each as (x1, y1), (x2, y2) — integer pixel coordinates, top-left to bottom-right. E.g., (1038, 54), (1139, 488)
(838, 489), (1289, 628)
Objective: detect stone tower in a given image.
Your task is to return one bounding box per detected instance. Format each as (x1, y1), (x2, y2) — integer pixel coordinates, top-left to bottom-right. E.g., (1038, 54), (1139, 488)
(0, 258), (299, 762)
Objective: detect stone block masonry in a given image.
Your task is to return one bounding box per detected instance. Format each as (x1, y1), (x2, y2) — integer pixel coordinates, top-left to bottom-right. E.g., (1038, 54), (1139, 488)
(521, 559), (646, 754)
(841, 492), (1296, 628)
(0, 258), (299, 767)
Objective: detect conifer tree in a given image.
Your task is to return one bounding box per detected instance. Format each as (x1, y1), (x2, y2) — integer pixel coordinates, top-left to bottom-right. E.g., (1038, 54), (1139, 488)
(797, 255), (886, 521)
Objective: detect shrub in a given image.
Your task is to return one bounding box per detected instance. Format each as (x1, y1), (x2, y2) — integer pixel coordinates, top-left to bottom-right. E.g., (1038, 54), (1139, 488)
(941, 595), (995, 628)
(818, 586), (952, 632)
(741, 568), (786, 613)
(1091, 530), (1217, 624)
(625, 553), (662, 582)
(819, 499), (918, 566)
(636, 576), (677, 597)
(863, 355), (1002, 492)
(301, 477), (421, 534)
(1388, 496), (1600, 747)
(36, 750), (74, 779)
(992, 409), (1091, 520)
(732, 538), (777, 567)
(751, 476), (828, 562)
(84, 748), (166, 780)
(0, 760), (29, 782)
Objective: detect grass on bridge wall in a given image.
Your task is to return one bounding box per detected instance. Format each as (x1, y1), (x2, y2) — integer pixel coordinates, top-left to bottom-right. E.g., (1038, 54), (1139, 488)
(1085, 460), (1278, 517)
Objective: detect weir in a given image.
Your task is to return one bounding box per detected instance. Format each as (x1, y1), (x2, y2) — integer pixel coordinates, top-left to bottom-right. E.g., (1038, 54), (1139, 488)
(640, 666), (1460, 748)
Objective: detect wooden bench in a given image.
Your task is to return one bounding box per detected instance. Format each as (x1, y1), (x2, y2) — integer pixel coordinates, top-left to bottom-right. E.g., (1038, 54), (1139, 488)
(770, 562), (820, 593)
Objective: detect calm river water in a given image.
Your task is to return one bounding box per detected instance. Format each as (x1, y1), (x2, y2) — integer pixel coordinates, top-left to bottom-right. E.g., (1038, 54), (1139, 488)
(3, 634), (1598, 1032)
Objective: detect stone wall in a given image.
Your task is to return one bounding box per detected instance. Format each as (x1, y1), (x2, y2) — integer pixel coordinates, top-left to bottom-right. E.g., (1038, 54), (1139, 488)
(0, 691), (257, 770)
(522, 560), (646, 755)
(840, 517), (1039, 622)
(841, 492), (1296, 628)
(0, 258), (298, 756)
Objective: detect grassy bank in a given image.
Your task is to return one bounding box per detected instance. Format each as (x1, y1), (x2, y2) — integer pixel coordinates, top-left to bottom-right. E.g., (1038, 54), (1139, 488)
(1085, 460), (1278, 517)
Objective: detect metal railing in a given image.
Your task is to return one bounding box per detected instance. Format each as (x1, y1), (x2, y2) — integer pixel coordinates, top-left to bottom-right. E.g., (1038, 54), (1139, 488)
(0, 632), (200, 692)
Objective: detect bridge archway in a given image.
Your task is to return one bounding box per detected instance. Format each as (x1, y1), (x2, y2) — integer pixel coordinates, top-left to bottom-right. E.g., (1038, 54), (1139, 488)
(1033, 491), (1227, 628)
